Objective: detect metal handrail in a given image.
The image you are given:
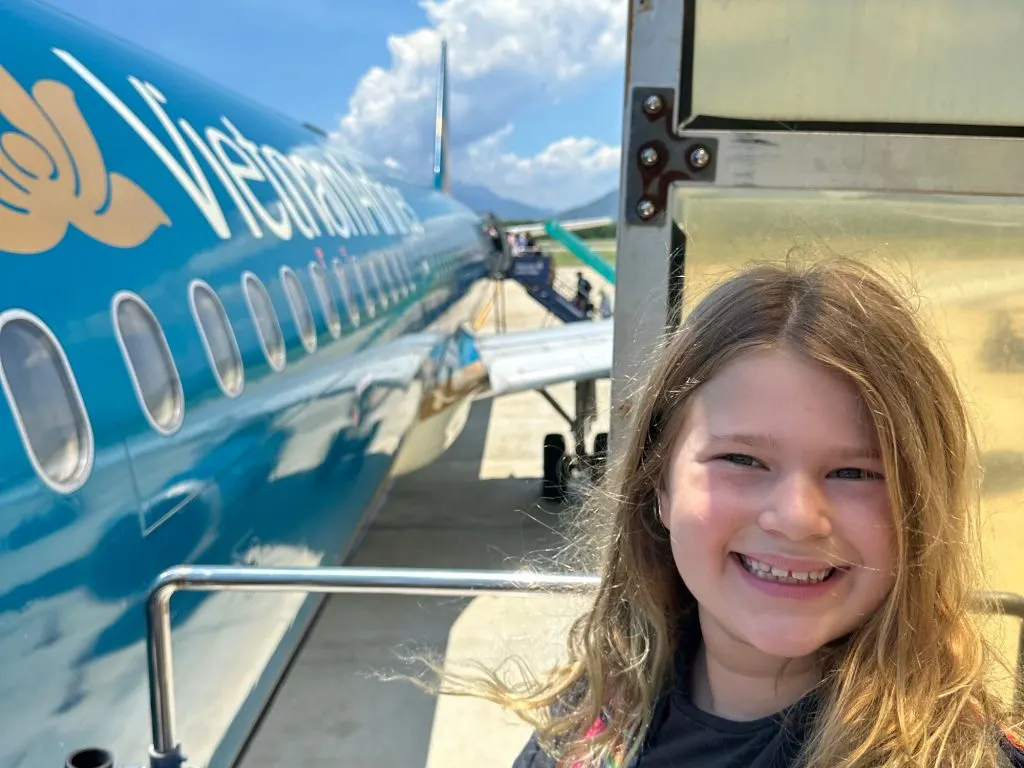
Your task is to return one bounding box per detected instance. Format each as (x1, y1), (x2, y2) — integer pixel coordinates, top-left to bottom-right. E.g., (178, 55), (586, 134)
(145, 565), (599, 768)
(64, 566), (1024, 768)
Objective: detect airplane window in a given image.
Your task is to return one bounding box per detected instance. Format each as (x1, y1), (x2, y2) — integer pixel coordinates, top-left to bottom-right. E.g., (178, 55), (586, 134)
(242, 272), (286, 372)
(351, 261), (376, 319)
(387, 251), (407, 298)
(398, 252), (416, 294)
(309, 262), (342, 339)
(392, 252), (414, 294)
(373, 252), (395, 303)
(113, 293), (185, 434)
(189, 280), (244, 397)
(0, 310), (93, 493)
(379, 252), (404, 301)
(332, 259), (361, 328)
(364, 258), (389, 310)
(280, 266), (317, 354)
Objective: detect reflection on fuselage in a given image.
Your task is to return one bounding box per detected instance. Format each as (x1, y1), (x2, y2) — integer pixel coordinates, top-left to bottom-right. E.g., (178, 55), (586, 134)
(0, 0), (517, 762)
(0, 248), (492, 768)
(0, 259), (494, 762)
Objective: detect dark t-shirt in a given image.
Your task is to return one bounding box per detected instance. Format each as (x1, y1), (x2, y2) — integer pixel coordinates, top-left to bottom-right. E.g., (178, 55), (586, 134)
(512, 616), (812, 768)
(512, 621), (1024, 768)
(514, 697), (808, 767)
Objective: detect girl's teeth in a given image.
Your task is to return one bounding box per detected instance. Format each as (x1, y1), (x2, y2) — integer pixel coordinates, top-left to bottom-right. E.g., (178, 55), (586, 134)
(739, 554), (834, 584)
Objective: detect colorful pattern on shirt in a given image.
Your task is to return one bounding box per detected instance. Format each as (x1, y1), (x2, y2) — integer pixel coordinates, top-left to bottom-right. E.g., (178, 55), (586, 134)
(568, 714), (629, 767)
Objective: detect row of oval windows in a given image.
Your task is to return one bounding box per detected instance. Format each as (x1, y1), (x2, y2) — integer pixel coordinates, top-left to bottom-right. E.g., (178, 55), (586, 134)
(0, 248), (463, 496)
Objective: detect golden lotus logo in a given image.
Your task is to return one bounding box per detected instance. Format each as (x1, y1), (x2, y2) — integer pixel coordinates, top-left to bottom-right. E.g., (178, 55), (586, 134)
(0, 65), (170, 255)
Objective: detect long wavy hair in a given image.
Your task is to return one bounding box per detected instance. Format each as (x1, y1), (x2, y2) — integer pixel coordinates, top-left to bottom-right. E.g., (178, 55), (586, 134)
(436, 257), (1022, 767)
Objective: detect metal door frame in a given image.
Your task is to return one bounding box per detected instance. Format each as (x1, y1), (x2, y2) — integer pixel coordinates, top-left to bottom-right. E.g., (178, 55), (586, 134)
(610, 0), (1024, 447)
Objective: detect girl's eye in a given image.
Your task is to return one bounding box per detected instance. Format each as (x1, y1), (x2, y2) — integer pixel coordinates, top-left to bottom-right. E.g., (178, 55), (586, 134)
(830, 467), (884, 481)
(718, 453), (762, 468)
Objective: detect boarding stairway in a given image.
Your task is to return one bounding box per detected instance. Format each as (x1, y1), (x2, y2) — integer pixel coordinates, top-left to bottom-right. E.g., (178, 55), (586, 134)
(543, 220), (615, 286)
(505, 249), (590, 323)
(490, 218), (615, 325)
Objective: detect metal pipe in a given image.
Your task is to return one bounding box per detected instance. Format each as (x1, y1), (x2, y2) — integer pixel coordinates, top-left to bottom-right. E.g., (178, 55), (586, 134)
(535, 388), (573, 427)
(143, 565), (1024, 767)
(145, 565), (599, 763)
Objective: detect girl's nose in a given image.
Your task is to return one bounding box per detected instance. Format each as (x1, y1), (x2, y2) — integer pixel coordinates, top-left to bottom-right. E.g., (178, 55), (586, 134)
(759, 472), (833, 540)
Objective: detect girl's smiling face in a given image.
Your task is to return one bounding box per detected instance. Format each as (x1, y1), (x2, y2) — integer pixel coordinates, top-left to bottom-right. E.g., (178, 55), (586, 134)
(659, 347), (897, 659)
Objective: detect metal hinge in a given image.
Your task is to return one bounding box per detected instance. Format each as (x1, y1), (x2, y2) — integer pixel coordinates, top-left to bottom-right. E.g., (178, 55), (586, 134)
(623, 87), (717, 226)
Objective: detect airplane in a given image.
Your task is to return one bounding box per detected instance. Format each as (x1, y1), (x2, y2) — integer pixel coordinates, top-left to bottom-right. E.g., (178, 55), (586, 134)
(0, 2), (614, 766)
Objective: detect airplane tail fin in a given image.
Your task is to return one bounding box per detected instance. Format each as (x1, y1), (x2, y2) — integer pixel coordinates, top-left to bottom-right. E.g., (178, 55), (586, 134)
(432, 39), (450, 195)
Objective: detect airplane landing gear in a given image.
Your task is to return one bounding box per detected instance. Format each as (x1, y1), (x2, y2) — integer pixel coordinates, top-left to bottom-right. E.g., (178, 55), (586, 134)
(591, 430), (609, 476)
(541, 433), (570, 500)
(537, 379), (608, 503)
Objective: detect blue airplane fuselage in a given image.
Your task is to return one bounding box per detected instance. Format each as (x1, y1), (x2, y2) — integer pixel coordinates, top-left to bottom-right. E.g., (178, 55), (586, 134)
(0, 2), (492, 765)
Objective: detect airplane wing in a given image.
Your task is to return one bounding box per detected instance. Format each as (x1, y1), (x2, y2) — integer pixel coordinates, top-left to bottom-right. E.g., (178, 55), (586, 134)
(474, 319), (613, 397)
(503, 217), (613, 237)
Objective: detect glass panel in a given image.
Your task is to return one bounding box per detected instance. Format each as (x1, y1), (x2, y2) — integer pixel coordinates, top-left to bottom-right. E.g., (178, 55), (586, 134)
(394, 251), (415, 292)
(115, 297), (184, 431)
(387, 252), (409, 297)
(691, 0), (1024, 126)
(351, 262), (376, 319)
(332, 259), (361, 327)
(363, 258), (389, 309)
(0, 316), (90, 488)
(191, 283), (244, 396)
(673, 188), (1024, 700)
(309, 263), (342, 338)
(243, 275), (286, 371)
(281, 268), (317, 353)
(378, 252), (401, 302)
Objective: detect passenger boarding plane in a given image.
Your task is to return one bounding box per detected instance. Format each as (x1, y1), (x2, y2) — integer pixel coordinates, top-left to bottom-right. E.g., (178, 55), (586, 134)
(0, 2), (613, 766)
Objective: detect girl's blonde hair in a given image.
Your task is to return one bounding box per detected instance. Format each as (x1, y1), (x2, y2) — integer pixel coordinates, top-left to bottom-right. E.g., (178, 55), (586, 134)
(441, 257), (1021, 767)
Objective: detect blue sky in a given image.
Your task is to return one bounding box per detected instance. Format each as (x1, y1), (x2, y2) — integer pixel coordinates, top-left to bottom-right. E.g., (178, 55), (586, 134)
(42, 0), (626, 210)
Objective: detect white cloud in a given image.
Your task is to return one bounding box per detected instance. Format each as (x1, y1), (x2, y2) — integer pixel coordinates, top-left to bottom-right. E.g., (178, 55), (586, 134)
(336, 0), (625, 208)
(462, 125), (620, 210)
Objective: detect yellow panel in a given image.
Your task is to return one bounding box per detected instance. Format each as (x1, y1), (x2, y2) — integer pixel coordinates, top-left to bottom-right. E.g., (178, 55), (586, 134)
(691, 0), (1024, 126)
(675, 188), (1024, 701)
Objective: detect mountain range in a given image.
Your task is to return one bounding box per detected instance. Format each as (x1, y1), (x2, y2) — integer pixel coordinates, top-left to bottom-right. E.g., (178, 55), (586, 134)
(555, 188), (618, 221)
(452, 182), (618, 222)
(451, 182), (552, 220)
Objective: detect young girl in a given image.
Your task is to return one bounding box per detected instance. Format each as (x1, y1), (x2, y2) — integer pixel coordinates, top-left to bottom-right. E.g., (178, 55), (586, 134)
(483, 258), (1024, 767)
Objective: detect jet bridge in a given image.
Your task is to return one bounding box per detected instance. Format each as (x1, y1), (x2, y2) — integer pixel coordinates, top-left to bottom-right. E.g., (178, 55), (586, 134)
(610, 0), (1024, 705)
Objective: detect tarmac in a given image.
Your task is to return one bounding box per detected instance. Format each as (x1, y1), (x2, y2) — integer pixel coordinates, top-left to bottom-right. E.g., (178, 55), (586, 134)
(237, 267), (614, 767)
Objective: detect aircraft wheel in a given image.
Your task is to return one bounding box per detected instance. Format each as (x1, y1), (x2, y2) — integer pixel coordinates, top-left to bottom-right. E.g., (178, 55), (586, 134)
(541, 433), (567, 500)
(591, 432), (609, 479)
